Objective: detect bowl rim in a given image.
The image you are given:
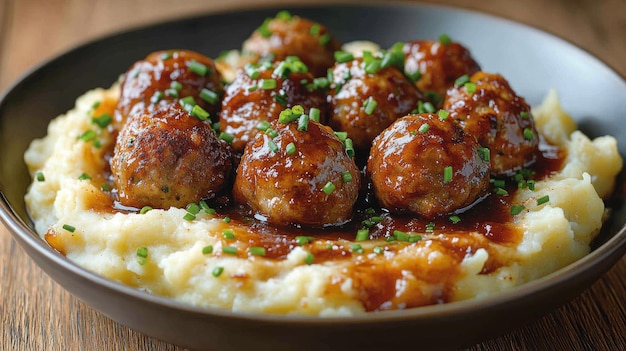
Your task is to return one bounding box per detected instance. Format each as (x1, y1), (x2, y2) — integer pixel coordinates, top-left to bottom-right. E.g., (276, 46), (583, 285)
(1, 1), (625, 326)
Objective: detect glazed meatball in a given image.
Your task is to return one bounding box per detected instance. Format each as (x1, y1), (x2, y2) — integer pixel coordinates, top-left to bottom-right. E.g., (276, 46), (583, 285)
(220, 59), (328, 153)
(328, 57), (423, 150)
(242, 12), (341, 77)
(367, 113), (490, 219)
(443, 71), (539, 176)
(111, 103), (232, 209)
(114, 50), (224, 130)
(233, 114), (361, 227)
(403, 39), (481, 105)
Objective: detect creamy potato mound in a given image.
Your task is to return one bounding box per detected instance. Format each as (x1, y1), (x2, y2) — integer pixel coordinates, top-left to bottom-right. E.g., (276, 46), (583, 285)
(24, 85), (622, 316)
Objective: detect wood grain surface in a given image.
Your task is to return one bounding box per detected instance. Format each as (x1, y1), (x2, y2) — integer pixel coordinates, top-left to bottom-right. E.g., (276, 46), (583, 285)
(1, 0), (625, 350)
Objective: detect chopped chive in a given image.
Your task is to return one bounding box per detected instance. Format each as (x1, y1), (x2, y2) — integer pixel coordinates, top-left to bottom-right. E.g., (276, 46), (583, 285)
(273, 93), (287, 106)
(313, 77), (329, 90)
(295, 236), (315, 245)
(527, 180), (536, 191)
(150, 91), (164, 103)
(371, 216), (382, 223)
(438, 33), (452, 45)
(523, 128), (535, 141)
(365, 208), (375, 215)
(363, 96), (378, 115)
(405, 69), (422, 82)
(351, 244), (364, 254)
(35, 171), (45, 182)
(219, 132), (234, 144)
(409, 235), (422, 243)
(304, 253), (315, 265)
(364, 59), (382, 74)
(266, 128), (278, 138)
(267, 139), (279, 153)
(310, 23), (321, 35)
(464, 82), (477, 94)
(223, 217), (231, 223)
(183, 213), (196, 221)
(454, 74), (470, 87)
(164, 88), (179, 98)
(334, 50), (354, 63)
(190, 105), (210, 121)
(136, 246), (148, 258)
(170, 81), (183, 91)
(160, 52), (172, 60)
(249, 247), (266, 256)
(186, 203), (201, 215)
(200, 88), (219, 105)
(393, 230), (409, 242)
(91, 113), (112, 128)
(248, 84), (258, 92)
(202, 245), (214, 255)
(443, 166), (453, 183)
(342, 171), (353, 183)
(297, 114), (309, 131)
(510, 205), (525, 215)
(179, 96), (197, 111)
(418, 123), (430, 134)
(345, 138), (355, 158)
(322, 182), (335, 195)
(78, 172), (91, 181)
(426, 222), (435, 232)
(257, 120), (271, 131)
(495, 188), (509, 196)
(334, 131), (348, 142)
(91, 101), (101, 110)
(222, 246), (237, 255)
(245, 63), (261, 79)
(62, 224), (76, 232)
(520, 111), (529, 119)
(319, 33), (331, 46)
(373, 246), (384, 254)
(492, 179), (506, 188)
(79, 130), (97, 142)
(140, 206), (153, 214)
(223, 229), (235, 240)
(187, 60), (208, 76)
(449, 215), (461, 224)
(212, 266), (224, 277)
(275, 10), (292, 20)
(438, 109), (449, 120)
(537, 195), (550, 206)
(260, 79), (277, 90)
(478, 147), (491, 162)
(286, 142), (296, 155)
(355, 229), (369, 241)
(309, 107), (321, 122)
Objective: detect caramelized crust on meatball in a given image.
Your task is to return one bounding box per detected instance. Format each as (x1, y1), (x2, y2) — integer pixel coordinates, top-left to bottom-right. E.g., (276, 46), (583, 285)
(111, 103), (232, 209)
(367, 113), (490, 219)
(220, 60), (328, 153)
(443, 71), (539, 176)
(233, 117), (361, 227)
(114, 50), (224, 130)
(328, 58), (423, 150)
(403, 39), (481, 105)
(242, 13), (341, 77)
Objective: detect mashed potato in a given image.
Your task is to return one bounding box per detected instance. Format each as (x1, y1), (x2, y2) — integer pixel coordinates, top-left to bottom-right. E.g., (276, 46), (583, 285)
(24, 82), (622, 316)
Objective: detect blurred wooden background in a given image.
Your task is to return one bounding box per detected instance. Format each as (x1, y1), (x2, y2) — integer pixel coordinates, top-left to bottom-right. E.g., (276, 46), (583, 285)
(1, 0), (625, 350)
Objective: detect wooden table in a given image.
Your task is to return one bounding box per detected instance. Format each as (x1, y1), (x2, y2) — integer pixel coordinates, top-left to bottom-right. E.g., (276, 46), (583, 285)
(1, 0), (624, 350)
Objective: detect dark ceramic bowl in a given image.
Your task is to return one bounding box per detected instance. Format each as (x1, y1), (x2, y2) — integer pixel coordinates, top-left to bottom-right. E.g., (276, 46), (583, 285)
(1, 4), (625, 350)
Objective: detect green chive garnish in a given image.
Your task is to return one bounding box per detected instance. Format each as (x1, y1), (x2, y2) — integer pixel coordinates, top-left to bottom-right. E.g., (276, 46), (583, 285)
(304, 253), (315, 265)
(373, 246), (384, 254)
(449, 215), (461, 224)
(334, 50), (354, 63)
(309, 107), (321, 122)
(222, 246), (237, 255)
(140, 206), (153, 214)
(537, 195), (550, 206)
(438, 33), (452, 45)
(295, 236), (314, 245)
(79, 130), (96, 142)
(510, 205), (525, 215)
(342, 171), (353, 183)
(249, 247), (266, 256)
(438, 109), (449, 120)
(212, 266), (224, 277)
(150, 91), (163, 103)
(418, 123), (430, 134)
(355, 229), (369, 241)
(91, 113), (112, 128)
(191, 105), (210, 121)
(260, 79), (277, 90)
(267, 139), (279, 153)
(223, 229), (235, 240)
(200, 88), (219, 105)
(78, 172), (91, 181)
(35, 171), (45, 182)
(454, 74), (470, 87)
(393, 230), (409, 241)
(62, 224), (76, 232)
(406, 70), (422, 82)
(322, 182), (335, 195)
(286, 142), (296, 155)
(183, 213), (196, 221)
(297, 114), (309, 131)
(170, 81), (182, 91)
(464, 82), (477, 94)
(478, 147), (491, 162)
(219, 132), (234, 144)
(443, 166), (453, 183)
(202, 245), (214, 255)
(187, 60), (208, 76)
(523, 128), (535, 141)
(363, 96), (378, 115)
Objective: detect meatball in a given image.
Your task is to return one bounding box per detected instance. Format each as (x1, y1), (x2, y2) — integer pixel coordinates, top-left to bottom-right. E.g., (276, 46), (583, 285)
(443, 71), (539, 176)
(403, 39), (481, 105)
(242, 12), (341, 77)
(367, 113), (490, 219)
(111, 103), (232, 209)
(233, 114), (361, 227)
(114, 50), (224, 130)
(328, 57), (423, 151)
(220, 59), (328, 153)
